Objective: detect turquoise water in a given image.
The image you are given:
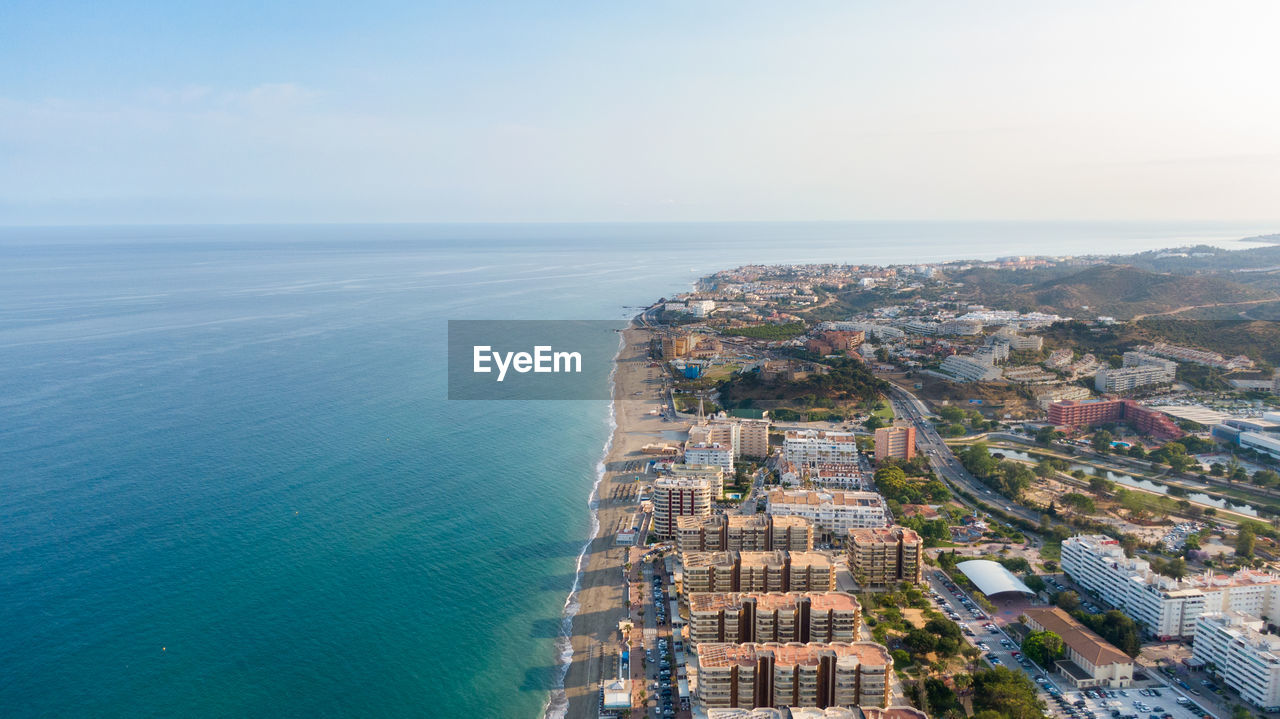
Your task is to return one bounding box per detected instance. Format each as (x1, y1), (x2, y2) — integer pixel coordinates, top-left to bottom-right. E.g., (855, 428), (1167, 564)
(0, 221), (1273, 717)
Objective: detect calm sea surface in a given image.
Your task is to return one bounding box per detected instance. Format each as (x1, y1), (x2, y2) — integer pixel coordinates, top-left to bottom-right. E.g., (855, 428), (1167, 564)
(0, 222), (1272, 717)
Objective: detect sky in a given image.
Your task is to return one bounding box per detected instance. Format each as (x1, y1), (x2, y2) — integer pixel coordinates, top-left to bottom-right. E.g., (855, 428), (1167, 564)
(2, 1), (1279, 225)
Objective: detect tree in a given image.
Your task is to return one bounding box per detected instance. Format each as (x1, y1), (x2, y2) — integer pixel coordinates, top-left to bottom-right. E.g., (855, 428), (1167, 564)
(1254, 469), (1280, 495)
(1091, 430), (1115, 454)
(939, 405), (966, 423)
(1127, 444), (1147, 459)
(1059, 493), (1097, 514)
(1021, 630), (1065, 666)
(1089, 475), (1115, 496)
(1023, 575), (1047, 593)
(1120, 534), (1139, 558)
(970, 667), (1046, 719)
(1237, 527), (1257, 558)
(1054, 591), (1081, 612)
(864, 414), (887, 432)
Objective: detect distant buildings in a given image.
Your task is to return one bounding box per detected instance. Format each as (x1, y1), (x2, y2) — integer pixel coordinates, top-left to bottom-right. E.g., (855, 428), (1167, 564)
(1035, 384), (1093, 409)
(783, 430), (859, 466)
(990, 327), (1044, 352)
(873, 424), (915, 462)
(653, 476), (716, 539)
(687, 591), (862, 645)
(678, 514), (814, 554)
(1141, 342), (1255, 371)
(1094, 352), (1176, 393)
(765, 489), (891, 538)
(1046, 399), (1183, 439)
(1062, 535), (1280, 639)
(1023, 607), (1134, 688)
(694, 641), (893, 709)
(847, 526), (923, 588)
(937, 354), (1003, 383)
(693, 416), (771, 459)
(682, 551), (837, 594)
(686, 442), (735, 470)
(706, 708), (928, 719)
(1193, 612), (1280, 711)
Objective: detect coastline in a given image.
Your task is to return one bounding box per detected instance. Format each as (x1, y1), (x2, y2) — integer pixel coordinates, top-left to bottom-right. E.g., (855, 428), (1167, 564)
(549, 324), (670, 719)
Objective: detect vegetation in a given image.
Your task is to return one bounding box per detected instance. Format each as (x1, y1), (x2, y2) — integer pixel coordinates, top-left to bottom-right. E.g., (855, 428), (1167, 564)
(719, 321), (807, 340)
(1020, 630), (1064, 666)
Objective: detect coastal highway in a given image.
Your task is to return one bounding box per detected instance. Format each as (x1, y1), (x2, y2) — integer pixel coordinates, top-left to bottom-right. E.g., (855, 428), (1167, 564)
(885, 383), (1046, 529)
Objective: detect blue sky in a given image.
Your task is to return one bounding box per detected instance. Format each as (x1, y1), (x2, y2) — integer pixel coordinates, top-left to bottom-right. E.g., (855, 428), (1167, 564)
(3, 1), (1279, 224)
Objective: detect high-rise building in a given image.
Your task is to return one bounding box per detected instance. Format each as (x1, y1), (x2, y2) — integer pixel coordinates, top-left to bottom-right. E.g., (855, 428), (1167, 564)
(1193, 612), (1280, 711)
(1062, 535), (1280, 639)
(706, 709), (928, 719)
(687, 591), (862, 645)
(847, 527), (922, 588)
(677, 514), (814, 554)
(1046, 399), (1182, 439)
(682, 551), (836, 594)
(694, 642), (893, 710)
(765, 489), (891, 539)
(652, 477), (715, 539)
(1094, 353), (1176, 393)
(872, 424), (915, 462)
(783, 430), (859, 466)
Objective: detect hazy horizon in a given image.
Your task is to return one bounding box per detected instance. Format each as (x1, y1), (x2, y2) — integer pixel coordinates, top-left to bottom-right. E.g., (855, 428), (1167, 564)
(5, 1), (1280, 225)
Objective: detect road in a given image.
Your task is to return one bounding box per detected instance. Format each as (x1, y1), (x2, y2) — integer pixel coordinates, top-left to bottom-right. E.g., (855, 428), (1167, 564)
(885, 383), (1045, 528)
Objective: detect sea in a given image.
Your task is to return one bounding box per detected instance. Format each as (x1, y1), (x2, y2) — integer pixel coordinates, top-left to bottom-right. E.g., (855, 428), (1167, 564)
(0, 221), (1274, 718)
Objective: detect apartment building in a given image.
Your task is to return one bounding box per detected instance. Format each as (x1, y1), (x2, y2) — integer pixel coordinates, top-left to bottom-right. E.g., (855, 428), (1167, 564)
(677, 514), (814, 554)
(938, 354), (1003, 383)
(1193, 612), (1280, 711)
(765, 489), (891, 539)
(872, 424), (915, 462)
(1094, 353), (1176, 393)
(1062, 535), (1280, 639)
(685, 441), (735, 470)
(1023, 607), (1134, 688)
(1046, 399), (1182, 439)
(694, 642), (893, 710)
(847, 527), (922, 588)
(652, 477), (715, 539)
(682, 551), (836, 595)
(688, 591), (862, 645)
(707, 708), (928, 719)
(667, 463), (727, 495)
(783, 430), (859, 467)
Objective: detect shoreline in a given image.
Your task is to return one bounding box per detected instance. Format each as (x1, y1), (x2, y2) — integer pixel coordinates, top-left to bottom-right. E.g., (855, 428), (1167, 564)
(548, 323), (671, 719)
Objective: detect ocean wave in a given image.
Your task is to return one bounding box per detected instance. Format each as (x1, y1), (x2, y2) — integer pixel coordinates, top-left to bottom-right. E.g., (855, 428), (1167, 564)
(543, 329), (624, 719)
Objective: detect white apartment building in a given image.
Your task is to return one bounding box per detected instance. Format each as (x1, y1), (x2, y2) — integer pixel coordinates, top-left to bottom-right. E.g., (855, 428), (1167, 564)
(765, 489), (890, 537)
(1095, 353), (1176, 393)
(685, 442), (734, 470)
(938, 355), (1003, 383)
(1062, 535), (1280, 639)
(1193, 612), (1280, 711)
(783, 430), (859, 467)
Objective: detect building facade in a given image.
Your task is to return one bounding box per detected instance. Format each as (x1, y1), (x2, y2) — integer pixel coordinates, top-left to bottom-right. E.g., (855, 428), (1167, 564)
(682, 551), (836, 595)
(765, 490), (891, 538)
(1023, 607), (1134, 688)
(688, 591), (862, 646)
(678, 514), (815, 554)
(1062, 535), (1280, 639)
(1193, 612), (1280, 711)
(653, 477), (716, 539)
(694, 642), (893, 710)
(872, 424), (915, 462)
(783, 430), (859, 467)
(1046, 399), (1182, 439)
(847, 527), (923, 588)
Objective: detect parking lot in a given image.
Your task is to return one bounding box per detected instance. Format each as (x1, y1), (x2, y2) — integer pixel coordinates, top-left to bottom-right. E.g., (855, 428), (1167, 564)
(926, 570), (1217, 719)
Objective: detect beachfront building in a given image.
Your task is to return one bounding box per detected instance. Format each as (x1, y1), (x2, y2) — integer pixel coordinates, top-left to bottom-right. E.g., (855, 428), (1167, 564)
(688, 591), (862, 645)
(872, 424), (915, 462)
(765, 489), (890, 540)
(1193, 612), (1280, 711)
(678, 514), (814, 554)
(1022, 607), (1134, 688)
(783, 430), (859, 467)
(693, 416), (773, 459)
(847, 527), (923, 588)
(694, 641), (893, 710)
(667, 463), (727, 495)
(682, 551), (836, 595)
(1062, 535), (1280, 639)
(685, 441), (735, 471)
(653, 477), (716, 539)
(706, 708), (928, 719)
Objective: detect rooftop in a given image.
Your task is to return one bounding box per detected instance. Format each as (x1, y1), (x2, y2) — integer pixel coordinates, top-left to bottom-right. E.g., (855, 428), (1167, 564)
(696, 641), (892, 669)
(1024, 607), (1132, 667)
(688, 591), (860, 614)
(956, 559), (1036, 597)
(766, 489), (885, 508)
(848, 526), (920, 544)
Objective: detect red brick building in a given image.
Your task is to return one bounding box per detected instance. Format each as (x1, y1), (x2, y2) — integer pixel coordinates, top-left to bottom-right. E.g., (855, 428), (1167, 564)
(1047, 399), (1183, 440)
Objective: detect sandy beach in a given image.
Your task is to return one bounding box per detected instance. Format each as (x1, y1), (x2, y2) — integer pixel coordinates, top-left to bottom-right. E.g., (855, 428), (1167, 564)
(556, 325), (673, 719)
